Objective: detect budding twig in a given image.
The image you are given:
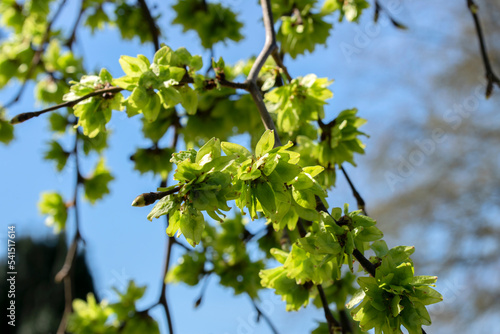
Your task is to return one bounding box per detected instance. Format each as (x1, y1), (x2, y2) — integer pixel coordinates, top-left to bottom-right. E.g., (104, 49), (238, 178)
(131, 186), (181, 207)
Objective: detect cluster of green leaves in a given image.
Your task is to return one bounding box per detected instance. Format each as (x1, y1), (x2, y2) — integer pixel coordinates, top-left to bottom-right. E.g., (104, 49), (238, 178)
(276, 0), (333, 59)
(64, 69), (123, 138)
(323, 0), (370, 22)
(293, 108), (367, 189)
(116, 45), (201, 120)
(168, 214), (264, 299)
(84, 0), (161, 44)
(172, 0), (243, 49)
(347, 241), (443, 333)
(146, 130), (328, 246)
(68, 281), (159, 334)
(260, 204), (382, 310)
(265, 74), (333, 135)
(269, 0), (370, 59)
(0, 0), (52, 49)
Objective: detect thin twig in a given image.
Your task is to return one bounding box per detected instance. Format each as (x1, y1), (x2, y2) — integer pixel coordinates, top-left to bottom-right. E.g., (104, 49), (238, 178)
(466, 0), (500, 98)
(271, 50), (292, 83)
(249, 297), (280, 334)
(137, 0), (160, 52)
(317, 285), (341, 334)
(66, 0), (86, 50)
(194, 273), (212, 308)
(3, 0), (68, 109)
(374, 0), (407, 29)
(10, 86), (124, 124)
(56, 128), (83, 334)
(340, 166), (367, 215)
(159, 235), (175, 334)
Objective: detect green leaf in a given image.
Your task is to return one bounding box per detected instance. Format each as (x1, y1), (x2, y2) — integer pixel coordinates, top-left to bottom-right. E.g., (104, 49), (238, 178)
(147, 194), (181, 221)
(254, 181), (276, 216)
(196, 137), (221, 164)
(179, 85), (198, 115)
(119, 55), (148, 77)
(38, 192), (67, 233)
(179, 206), (205, 247)
(255, 130), (275, 157)
(43, 141), (69, 171)
(221, 141), (252, 159)
(83, 158), (114, 204)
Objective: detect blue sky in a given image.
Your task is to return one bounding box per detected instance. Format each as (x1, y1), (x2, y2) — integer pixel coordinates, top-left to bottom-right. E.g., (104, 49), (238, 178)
(0, 0), (479, 333)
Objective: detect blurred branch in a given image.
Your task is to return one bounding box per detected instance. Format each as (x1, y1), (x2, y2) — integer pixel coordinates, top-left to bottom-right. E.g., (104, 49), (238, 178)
(374, 0), (407, 29)
(466, 0), (500, 98)
(137, 0), (160, 52)
(3, 0), (68, 109)
(194, 273), (212, 308)
(56, 128), (84, 334)
(66, 0), (86, 50)
(249, 297), (280, 334)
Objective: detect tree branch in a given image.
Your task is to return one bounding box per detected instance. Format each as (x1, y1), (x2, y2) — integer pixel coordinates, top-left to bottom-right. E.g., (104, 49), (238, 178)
(137, 0), (160, 52)
(56, 128), (83, 334)
(158, 235), (175, 334)
(271, 50), (292, 83)
(317, 285), (341, 334)
(65, 0), (86, 50)
(374, 0), (407, 29)
(246, 0), (277, 83)
(243, 0), (282, 146)
(340, 166), (367, 215)
(466, 0), (500, 98)
(10, 86), (124, 124)
(249, 297), (280, 334)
